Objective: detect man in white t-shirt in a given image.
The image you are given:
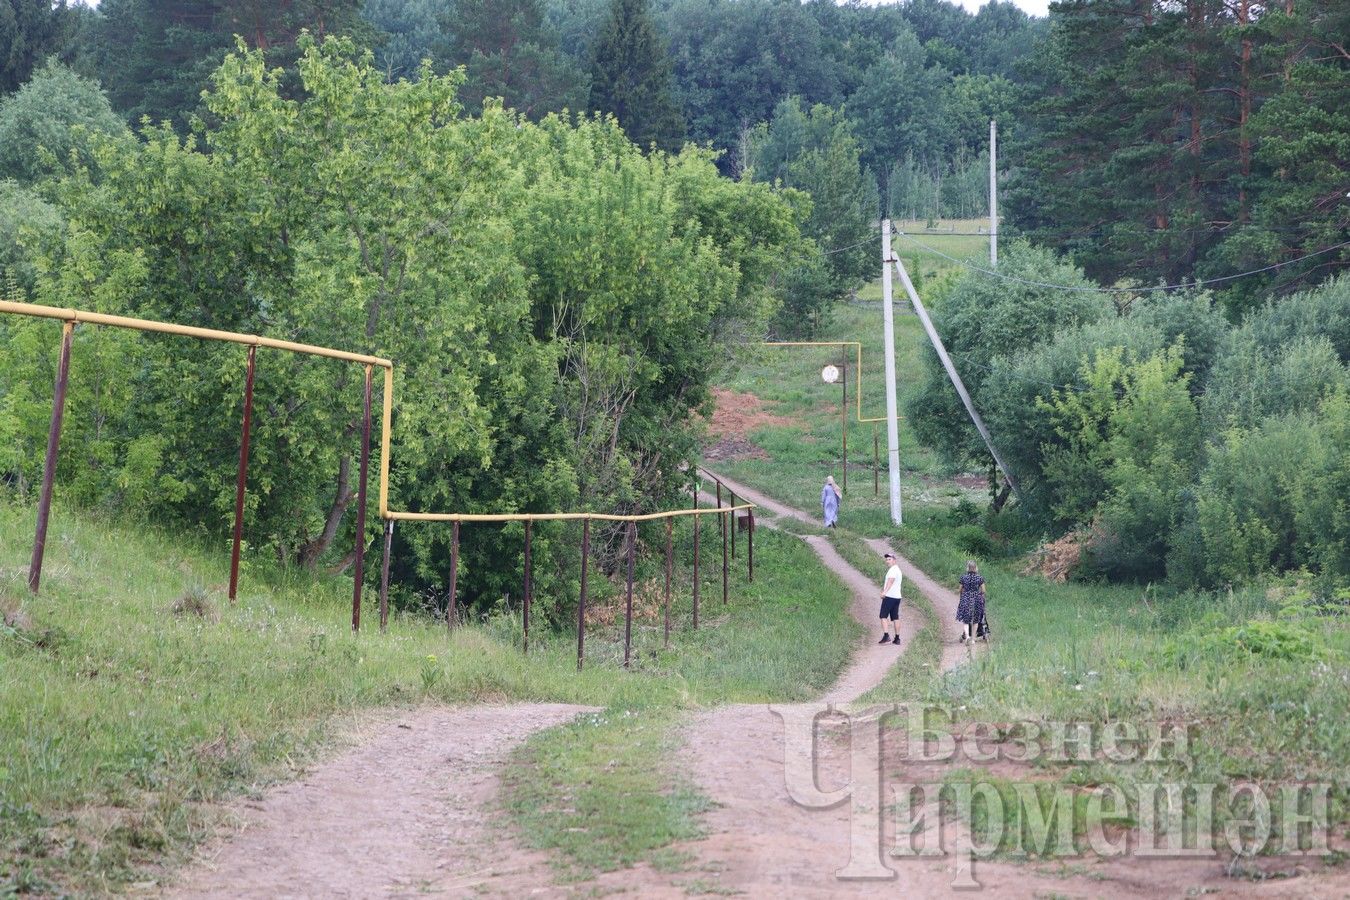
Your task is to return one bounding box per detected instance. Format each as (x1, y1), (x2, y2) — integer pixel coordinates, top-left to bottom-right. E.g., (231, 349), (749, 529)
(879, 552), (903, 646)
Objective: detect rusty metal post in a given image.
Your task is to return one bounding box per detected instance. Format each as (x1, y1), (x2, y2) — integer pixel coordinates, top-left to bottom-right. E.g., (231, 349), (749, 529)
(447, 520), (459, 629)
(378, 519), (393, 631)
(721, 510), (728, 605)
(523, 520), (532, 654)
(623, 521), (635, 668)
(28, 320), (74, 594)
(730, 489), (736, 560)
(718, 483), (727, 605)
(842, 360), (848, 493)
(747, 508), (755, 583)
(692, 513), (700, 629)
(228, 343), (257, 603)
(663, 517), (672, 648)
(351, 364), (374, 632)
(578, 517), (589, 671)
(874, 424), (879, 497)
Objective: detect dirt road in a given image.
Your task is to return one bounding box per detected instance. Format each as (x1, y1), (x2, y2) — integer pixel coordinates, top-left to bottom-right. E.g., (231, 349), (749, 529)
(166, 473), (1342, 899)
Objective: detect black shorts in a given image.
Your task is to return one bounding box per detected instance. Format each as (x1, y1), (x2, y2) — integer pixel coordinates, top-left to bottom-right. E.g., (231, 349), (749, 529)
(879, 596), (902, 620)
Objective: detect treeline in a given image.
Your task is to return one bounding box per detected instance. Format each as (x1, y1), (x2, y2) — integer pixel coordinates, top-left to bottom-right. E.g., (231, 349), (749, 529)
(910, 245), (1349, 594)
(0, 37), (807, 617)
(2, 0), (1042, 328)
(1010, 0), (1349, 310)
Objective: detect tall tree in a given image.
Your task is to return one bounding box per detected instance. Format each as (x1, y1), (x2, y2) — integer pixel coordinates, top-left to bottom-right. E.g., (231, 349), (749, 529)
(587, 0), (683, 152)
(0, 59), (129, 184)
(362, 0), (445, 81)
(662, 0), (837, 167)
(1, 0), (75, 94)
(746, 97), (875, 330)
(443, 0), (585, 117)
(92, 0), (374, 130)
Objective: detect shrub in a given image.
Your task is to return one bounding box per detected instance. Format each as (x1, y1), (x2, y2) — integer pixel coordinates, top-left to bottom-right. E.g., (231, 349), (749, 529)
(954, 524), (997, 557)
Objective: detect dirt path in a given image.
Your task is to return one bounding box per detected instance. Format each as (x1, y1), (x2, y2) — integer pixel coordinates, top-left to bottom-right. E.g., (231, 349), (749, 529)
(166, 704), (593, 899)
(653, 471), (1340, 899)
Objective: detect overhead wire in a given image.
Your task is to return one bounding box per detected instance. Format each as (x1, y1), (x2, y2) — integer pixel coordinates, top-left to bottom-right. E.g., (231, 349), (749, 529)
(893, 232), (1350, 294)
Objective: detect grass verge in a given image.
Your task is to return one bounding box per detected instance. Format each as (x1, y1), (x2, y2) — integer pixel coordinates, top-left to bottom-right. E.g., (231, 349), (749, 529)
(0, 499), (858, 895)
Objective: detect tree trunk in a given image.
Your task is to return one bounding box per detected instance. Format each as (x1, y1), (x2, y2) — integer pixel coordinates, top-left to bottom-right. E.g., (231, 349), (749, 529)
(298, 454), (353, 570)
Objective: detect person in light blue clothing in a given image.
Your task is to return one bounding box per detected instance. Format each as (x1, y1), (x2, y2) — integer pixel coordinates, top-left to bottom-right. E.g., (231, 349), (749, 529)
(821, 475), (842, 528)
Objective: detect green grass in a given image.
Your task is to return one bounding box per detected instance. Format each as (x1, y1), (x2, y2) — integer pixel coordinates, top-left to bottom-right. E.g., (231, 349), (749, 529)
(503, 708), (709, 881)
(705, 281), (1350, 841)
(0, 499), (859, 895)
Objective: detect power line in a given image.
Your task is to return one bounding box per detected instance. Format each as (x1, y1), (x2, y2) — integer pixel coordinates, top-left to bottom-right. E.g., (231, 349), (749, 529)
(893, 232), (1350, 294)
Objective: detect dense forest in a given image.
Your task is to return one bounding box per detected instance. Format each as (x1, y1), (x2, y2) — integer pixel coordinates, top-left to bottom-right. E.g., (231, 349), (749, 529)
(1, 0), (1346, 603)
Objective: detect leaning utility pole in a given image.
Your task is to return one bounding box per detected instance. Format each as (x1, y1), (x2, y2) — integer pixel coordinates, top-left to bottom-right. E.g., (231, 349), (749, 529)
(989, 119), (998, 268)
(891, 251), (1022, 504)
(880, 220), (903, 525)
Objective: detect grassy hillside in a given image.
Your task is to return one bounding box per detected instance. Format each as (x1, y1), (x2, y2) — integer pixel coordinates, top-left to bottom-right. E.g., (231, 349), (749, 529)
(0, 501), (857, 894)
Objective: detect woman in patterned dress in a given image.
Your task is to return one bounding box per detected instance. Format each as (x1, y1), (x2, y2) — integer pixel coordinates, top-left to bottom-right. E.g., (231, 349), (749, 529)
(956, 560), (986, 643)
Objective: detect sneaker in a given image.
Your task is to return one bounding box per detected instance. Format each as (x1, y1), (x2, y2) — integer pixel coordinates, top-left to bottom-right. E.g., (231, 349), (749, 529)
(879, 634), (891, 644)
(894, 639), (903, 649)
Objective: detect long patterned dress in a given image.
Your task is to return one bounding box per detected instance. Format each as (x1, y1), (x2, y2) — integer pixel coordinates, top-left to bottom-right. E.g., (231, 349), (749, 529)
(956, 572), (985, 625)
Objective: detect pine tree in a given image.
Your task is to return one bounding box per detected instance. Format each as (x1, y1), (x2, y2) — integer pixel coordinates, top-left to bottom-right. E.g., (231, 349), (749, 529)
(442, 0), (585, 117)
(587, 0), (684, 153)
(1, 0), (75, 94)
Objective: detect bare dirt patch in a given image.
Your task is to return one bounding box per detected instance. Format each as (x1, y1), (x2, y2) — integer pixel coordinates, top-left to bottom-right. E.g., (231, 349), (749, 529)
(702, 387), (800, 460)
(165, 704), (594, 899)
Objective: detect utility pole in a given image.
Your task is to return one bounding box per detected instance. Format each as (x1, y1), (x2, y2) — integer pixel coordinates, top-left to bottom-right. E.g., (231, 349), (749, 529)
(880, 220), (903, 525)
(989, 119), (998, 268)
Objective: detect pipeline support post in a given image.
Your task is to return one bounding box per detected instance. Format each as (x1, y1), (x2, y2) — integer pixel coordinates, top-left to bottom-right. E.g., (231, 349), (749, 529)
(747, 509), (755, 583)
(842, 359), (848, 493)
(663, 518), (673, 647)
(623, 521), (635, 668)
(523, 521), (532, 654)
(379, 519), (393, 631)
(447, 520), (459, 629)
(352, 364), (374, 632)
(873, 424), (879, 497)
(721, 509), (729, 605)
(29, 320), (74, 594)
(692, 513), (700, 629)
(730, 490), (736, 560)
(228, 343), (257, 602)
(578, 517), (589, 671)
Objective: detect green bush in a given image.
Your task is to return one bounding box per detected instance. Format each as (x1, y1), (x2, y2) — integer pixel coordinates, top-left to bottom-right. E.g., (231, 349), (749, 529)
(953, 524), (996, 557)
(1215, 619), (1324, 662)
(1186, 390), (1349, 588)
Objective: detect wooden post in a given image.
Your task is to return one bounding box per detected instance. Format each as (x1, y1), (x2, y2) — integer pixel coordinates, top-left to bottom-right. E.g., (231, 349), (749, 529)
(228, 343), (256, 602)
(624, 521), (635, 668)
(28, 320), (74, 595)
(351, 364), (373, 632)
(447, 521), (459, 629)
(523, 520), (532, 654)
(578, 517), (589, 671)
